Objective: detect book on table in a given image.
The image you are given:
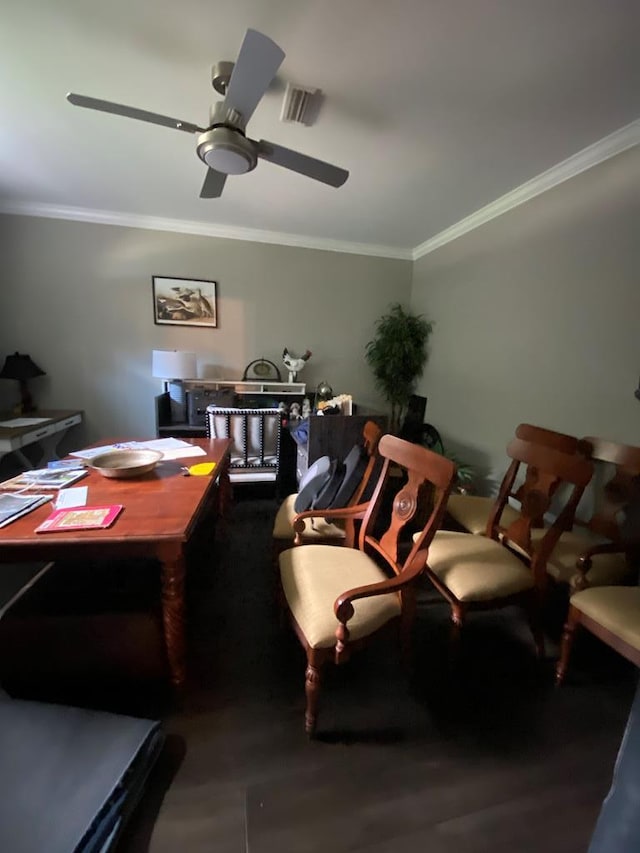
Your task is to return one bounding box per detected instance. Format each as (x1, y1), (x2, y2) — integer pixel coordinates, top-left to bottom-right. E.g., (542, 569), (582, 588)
(35, 505), (123, 533)
(0, 468), (88, 491)
(46, 458), (87, 471)
(0, 493), (52, 529)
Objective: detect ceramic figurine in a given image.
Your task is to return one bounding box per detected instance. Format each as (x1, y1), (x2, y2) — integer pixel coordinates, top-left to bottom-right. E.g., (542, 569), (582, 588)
(282, 348), (312, 383)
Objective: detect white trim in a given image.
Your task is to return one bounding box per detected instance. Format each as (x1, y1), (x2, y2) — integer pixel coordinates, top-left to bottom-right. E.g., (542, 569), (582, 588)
(412, 120), (640, 260)
(0, 201), (412, 261)
(1, 121), (636, 261)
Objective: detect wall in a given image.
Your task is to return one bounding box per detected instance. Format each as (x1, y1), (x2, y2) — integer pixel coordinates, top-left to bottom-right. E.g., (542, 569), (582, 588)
(411, 146), (640, 492)
(0, 215), (411, 444)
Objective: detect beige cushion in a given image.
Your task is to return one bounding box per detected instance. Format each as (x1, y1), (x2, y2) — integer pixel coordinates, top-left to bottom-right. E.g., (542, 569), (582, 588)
(279, 545), (401, 649)
(425, 530), (535, 602)
(446, 494), (521, 536)
(527, 529), (633, 588)
(571, 587), (640, 652)
(272, 494), (345, 541)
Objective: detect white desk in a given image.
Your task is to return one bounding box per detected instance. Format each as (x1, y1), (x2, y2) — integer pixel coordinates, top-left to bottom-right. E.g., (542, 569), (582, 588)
(0, 409), (83, 469)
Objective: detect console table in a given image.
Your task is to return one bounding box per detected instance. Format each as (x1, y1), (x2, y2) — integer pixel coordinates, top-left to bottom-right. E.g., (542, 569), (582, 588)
(0, 409), (83, 469)
(155, 381), (306, 436)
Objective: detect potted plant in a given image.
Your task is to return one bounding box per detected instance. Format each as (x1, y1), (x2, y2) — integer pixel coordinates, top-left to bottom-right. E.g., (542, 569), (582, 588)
(365, 303), (433, 433)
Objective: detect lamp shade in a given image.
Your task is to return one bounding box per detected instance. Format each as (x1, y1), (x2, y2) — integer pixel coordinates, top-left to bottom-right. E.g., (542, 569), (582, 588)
(152, 350), (197, 380)
(0, 352), (46, 381)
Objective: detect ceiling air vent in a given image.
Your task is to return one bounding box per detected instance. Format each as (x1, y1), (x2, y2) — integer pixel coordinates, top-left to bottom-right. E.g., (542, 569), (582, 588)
(280, 83), (319, 125)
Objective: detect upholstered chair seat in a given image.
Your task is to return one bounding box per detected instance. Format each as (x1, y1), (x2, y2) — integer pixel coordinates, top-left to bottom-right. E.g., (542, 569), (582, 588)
(425, 530), (535, 602)
(534, 530), (634, 588)
(446, 494), (521, 536)
(556, 586), (640, 685)
(568, 587), (640, 652)
(280, 545), (401, 649)
(272, 495), (345, 542)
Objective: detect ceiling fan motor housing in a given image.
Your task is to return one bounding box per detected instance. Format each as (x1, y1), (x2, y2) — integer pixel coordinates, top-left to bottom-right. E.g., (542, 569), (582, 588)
(196, 127), (257, 175)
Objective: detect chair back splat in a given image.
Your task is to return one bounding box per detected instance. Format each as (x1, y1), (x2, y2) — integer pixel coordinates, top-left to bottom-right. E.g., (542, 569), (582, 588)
(581, 437), (640, 544)
(360, 435), (456, 573)
(488, 438), (594, 588)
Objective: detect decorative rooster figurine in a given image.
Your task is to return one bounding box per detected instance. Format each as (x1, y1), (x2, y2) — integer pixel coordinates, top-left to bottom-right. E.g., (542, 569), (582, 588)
(282, 348), (312, 383)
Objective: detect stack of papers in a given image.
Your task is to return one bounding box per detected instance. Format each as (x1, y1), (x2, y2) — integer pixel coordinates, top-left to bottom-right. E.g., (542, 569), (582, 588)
(69, 438), (207, 461)
(0, 468), (88, 491)
(0, 493), (52, 529)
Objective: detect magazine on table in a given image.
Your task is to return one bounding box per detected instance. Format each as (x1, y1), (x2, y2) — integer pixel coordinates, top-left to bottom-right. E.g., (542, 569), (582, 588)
(0, 493), (52, 529)
(35, 504), (123, 533)
(0, 468), (88, 491)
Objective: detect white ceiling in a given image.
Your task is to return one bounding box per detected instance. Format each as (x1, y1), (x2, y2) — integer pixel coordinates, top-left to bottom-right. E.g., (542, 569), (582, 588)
(1, 1), (638, 257)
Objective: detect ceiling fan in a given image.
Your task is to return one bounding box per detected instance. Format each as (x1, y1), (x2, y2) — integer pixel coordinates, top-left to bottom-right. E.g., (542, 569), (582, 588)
(66, 29), (349, 198)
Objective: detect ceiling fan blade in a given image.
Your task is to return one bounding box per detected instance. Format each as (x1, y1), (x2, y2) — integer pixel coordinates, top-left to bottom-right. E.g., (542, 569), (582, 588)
(66, 93), (204, 134)
(223, 30), (285, 125)
(256, 140), (349, 188)
(200, 168), (227, 198)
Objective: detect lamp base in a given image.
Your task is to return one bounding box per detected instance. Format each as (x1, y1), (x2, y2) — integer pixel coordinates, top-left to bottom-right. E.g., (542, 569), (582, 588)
(19, 379), (36, 414)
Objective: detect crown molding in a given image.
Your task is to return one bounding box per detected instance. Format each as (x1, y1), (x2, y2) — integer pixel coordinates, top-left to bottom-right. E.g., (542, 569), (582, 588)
(2, 121), (636, 262)
(0, 201), (412, 261)
(412, 119), (640, 260)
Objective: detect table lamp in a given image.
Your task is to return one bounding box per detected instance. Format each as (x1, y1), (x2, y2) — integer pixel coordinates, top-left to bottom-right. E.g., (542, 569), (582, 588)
(152, 350), (197, 423)
(0, 352), (46, 414)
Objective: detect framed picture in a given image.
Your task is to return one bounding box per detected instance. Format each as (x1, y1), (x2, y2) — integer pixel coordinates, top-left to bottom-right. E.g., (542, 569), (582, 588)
(152, 276), (217, 327)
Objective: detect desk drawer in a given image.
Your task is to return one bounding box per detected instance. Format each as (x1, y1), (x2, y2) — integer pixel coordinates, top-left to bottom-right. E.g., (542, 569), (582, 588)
(60, 414), (82, 429)
(20, 423), (59, 445)
(17, 415), (82, 448)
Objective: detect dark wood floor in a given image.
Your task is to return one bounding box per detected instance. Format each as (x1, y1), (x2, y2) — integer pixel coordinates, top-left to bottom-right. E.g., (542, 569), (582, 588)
(3, 491), (638, 852)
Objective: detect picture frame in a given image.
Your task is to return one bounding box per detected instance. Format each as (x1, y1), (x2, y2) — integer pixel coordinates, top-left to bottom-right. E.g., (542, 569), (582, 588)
(152, 276), (217, 327)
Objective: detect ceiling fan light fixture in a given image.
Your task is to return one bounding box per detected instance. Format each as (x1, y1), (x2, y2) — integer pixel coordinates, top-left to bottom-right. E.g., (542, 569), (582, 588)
(196, 127), (257, 175)
(204, 147), (251, 175)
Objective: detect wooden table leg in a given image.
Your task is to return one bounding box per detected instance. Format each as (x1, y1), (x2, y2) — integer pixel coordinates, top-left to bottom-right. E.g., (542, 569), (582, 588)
(217, 456), (232, 518)
(159, 546), (187, 691)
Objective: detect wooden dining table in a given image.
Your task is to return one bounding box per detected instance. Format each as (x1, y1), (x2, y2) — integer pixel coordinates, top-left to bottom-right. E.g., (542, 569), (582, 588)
(0, 437), (231, 691)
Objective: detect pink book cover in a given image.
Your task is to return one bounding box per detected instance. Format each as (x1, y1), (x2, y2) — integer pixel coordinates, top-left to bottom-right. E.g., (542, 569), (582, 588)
(35, 504), (123, 533)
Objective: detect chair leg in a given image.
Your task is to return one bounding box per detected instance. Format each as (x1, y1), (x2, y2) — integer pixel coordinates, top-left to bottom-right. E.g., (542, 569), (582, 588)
(449, 604), (465, 668)
(399, 590), (417, 673)
(524, 594), (545, 659)
(556, 606), (581, 686)
(304, 662), (322, 736)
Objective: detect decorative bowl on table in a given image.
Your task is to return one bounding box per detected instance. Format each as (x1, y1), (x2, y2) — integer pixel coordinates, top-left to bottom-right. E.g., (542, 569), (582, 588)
(88, 449), (163, 479)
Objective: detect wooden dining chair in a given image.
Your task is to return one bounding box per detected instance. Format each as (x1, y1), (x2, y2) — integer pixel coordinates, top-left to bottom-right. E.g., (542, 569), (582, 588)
(541, 438), (640, 591)
(555, 586), (640, 686)
(445, 423), (590, 536)
(423, 437), (594, 659)
(555, 468), (640, 685)
(272, 420), (383, 567)
(278, 435), (456, 735)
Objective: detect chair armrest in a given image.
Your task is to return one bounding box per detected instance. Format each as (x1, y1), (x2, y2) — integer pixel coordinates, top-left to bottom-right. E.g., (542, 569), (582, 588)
(292, 502), (369, 545)
(572, 541), (628, 591)
(333, 548), (428, 625)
